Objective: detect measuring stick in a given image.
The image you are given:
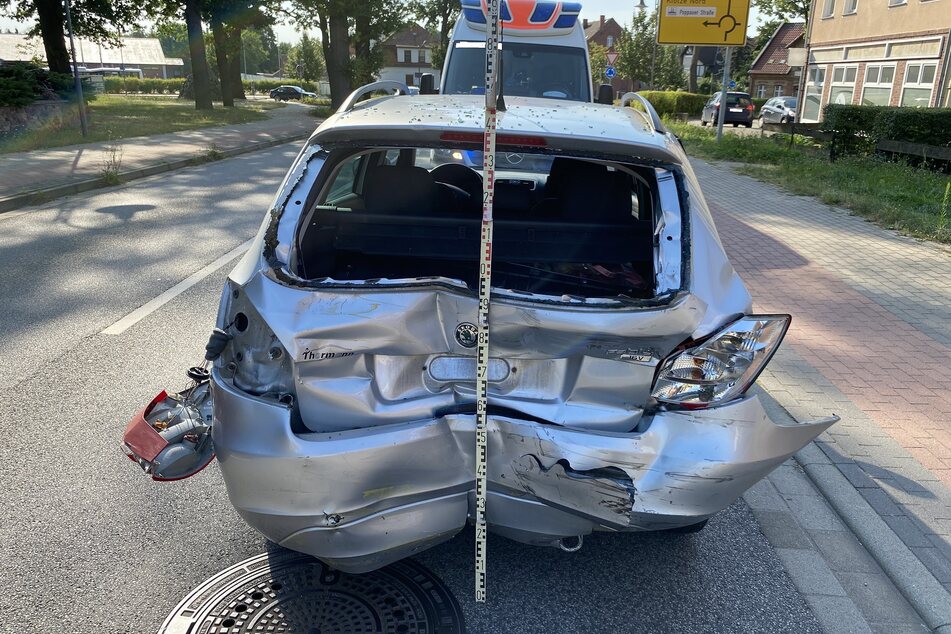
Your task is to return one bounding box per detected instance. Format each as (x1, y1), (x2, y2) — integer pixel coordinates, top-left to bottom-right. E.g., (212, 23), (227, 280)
(475, 0), (501, 605)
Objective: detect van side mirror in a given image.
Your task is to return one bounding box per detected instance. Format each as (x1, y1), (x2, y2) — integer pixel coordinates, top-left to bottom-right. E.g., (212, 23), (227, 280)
(597, 84), (614, 105)
(419, 74), (437, 95)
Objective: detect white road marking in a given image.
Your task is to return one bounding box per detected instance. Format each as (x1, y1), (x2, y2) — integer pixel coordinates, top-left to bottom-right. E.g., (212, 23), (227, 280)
(101, 238), (253, 335)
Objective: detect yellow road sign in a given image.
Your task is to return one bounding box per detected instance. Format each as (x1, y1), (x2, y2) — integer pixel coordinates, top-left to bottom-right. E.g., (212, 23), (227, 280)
(657, 0), (750, 46)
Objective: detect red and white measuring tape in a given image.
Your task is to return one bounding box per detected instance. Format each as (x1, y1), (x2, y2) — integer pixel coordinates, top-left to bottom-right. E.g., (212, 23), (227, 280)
(474, 0), (502, 605)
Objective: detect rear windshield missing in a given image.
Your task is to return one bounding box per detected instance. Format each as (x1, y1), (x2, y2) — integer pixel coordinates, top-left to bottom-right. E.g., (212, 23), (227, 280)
(444, 42), (591, 102)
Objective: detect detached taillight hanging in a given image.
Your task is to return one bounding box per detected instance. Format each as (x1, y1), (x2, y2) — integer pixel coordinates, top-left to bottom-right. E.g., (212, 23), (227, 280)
(651, 315), (790, 408)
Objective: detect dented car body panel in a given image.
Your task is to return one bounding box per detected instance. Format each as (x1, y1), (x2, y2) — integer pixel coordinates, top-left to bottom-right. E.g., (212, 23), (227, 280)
(125, 93), (838, 573)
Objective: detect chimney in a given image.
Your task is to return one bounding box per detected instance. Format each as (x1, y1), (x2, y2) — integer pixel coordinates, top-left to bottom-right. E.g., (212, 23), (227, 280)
(600, 15), (605, 27)
(583, 18), (588, 29)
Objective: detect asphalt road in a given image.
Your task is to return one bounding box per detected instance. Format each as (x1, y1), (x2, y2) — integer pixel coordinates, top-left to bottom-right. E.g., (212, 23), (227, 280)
(0, 144), (820, 634)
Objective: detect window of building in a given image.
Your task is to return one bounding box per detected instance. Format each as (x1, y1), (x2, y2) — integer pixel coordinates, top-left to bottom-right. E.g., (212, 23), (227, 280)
(802, 66), (826, 121)
(403, 49), (412, 63)
(843, 0), (857, 13)
(822, 0), (835, 16)
(888, 0), (906, 5)
(405, 73), (414, 86)
(420, 49), (427, 63)
(774, 84), (784, 96)
(756, 83), (766, 98)
(828, 65), (857, 105)
(901, 62), (937, 107)
(862, 64), (895, 105)
(606, 35), (614, 47)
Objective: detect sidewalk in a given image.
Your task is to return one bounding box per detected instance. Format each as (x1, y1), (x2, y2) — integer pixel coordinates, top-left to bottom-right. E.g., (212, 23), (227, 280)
(693, 158), (951, 618)
(0, 102), (317, 212)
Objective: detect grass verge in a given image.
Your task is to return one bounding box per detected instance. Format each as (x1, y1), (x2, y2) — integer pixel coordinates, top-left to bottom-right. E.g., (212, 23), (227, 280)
(0, 96), (283, 154)
(668, 122), (951, 245)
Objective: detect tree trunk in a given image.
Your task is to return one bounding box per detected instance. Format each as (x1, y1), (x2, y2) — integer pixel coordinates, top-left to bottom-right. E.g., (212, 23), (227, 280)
(34, 0), (71, 74)
(352, 13), (372, 86)
(228, 26), (246, 100)
(210, 15), (234, 107)
(184, 0), (214, 110)
(325, 12), (351, 109)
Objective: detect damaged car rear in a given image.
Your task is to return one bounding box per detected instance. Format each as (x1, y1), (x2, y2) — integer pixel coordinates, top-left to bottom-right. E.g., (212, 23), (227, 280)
(123, 92), (837, 573)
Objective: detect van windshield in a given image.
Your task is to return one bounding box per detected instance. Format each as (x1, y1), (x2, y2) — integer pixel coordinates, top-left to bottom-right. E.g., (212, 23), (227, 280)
(443, 41), (590, 102)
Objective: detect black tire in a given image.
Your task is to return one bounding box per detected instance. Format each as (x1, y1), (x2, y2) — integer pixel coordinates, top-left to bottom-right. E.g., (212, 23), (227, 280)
(744, 122), (753, 128)
(732, 123), (738, 127)
(664, 519), (709, 534)
(780, 116), (788, 124)
(700, 119), (707, 126)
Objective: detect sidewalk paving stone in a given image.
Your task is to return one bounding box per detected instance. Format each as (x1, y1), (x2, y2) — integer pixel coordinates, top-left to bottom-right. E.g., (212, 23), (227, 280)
(692, 157), (951, 600)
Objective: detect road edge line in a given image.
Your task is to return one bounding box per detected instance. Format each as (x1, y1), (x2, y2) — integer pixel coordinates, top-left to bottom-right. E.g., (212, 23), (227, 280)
(101, 238), (253, 336)
(762, 389), (951, 633)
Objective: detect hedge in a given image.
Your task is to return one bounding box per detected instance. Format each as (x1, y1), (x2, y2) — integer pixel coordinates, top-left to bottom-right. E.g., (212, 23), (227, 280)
(102, 77), (185, 94)
(0, 62), (74, 107)
(822, 104), (951, 156)
(243, 80), (320, 95)
(636, 91), (708, 116)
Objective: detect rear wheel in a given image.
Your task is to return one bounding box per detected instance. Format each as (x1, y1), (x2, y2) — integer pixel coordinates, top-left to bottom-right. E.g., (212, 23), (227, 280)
(732, 123), (738, 127)
(780, 116), (788, 124)
(744, 122), (753, 128)
(700, 119), (707, 126)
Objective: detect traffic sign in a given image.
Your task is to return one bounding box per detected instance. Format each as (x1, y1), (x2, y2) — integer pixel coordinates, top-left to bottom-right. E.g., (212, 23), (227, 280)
(606, 51), (620, 66)
(729, 80), (736, 89)
(605, 67), (617, 79)
(657, 0), (750, 46)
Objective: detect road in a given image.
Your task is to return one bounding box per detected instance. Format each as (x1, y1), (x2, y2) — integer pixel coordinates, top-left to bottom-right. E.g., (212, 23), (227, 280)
(0, 143), (820, 633)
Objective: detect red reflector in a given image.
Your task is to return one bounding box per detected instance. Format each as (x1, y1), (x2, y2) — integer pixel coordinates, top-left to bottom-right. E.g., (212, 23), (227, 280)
(746, 104), (754, 110)
(439, 131), (547, 147)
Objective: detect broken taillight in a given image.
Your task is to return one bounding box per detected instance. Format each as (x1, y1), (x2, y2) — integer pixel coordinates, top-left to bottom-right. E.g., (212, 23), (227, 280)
(651, 315), (790, 408)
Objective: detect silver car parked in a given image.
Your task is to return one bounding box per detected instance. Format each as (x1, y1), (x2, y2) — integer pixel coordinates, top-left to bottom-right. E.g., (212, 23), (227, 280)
(123, 89), (837, 573)
(760, 96), (798, 124)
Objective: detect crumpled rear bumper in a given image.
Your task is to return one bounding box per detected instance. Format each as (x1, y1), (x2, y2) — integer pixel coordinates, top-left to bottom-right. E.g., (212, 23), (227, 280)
(211, 370), (836, 573)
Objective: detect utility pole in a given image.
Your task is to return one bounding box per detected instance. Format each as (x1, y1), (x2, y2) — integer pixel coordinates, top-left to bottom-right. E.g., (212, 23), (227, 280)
(63, 0), (88, 137)
(715, 46), (732, 142)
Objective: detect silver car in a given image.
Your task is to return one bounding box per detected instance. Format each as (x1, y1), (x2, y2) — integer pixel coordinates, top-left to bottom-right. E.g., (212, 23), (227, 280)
(760, 96), (798, 124)
(123, 91), (837, 573)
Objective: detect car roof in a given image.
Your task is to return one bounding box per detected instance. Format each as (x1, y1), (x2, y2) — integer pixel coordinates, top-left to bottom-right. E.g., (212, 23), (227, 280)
(311, 94), (682, 163)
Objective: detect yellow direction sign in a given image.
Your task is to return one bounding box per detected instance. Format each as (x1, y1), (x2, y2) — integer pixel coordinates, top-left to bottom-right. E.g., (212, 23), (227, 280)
(657, 0), (750, 46)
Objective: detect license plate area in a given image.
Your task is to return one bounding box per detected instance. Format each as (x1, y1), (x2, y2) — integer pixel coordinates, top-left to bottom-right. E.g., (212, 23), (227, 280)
(428, 356), (510, 383)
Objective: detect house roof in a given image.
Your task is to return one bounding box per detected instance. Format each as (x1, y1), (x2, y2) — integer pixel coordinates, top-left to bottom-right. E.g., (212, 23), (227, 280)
(0, 33), (183, 66)
(382, 23), (436, 48)
(750, 22), (805, 75)
(583, 17), (622, 41)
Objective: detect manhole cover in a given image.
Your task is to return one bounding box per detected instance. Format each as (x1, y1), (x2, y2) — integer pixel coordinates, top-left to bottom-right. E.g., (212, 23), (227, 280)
(160, 550), (464, 634)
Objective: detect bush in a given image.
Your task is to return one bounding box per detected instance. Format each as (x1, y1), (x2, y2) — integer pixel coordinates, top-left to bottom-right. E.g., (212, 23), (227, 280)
(0, 62), (77, 107)
(752, 97), (767, 115)
(101, 77), (185, 94)
(636, 90), (708, 116)
(822, 104), (951, 156)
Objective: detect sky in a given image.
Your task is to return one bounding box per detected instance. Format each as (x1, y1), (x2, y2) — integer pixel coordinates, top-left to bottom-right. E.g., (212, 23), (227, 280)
(0, 1), (768, 45)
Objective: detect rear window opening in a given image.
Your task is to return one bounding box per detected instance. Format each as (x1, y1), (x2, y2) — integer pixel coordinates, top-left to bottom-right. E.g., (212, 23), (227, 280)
(291, 146), (664, 301)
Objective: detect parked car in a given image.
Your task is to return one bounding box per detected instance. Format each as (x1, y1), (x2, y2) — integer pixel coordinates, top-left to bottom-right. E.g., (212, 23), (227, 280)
(269, 85), (317, 101)
(123, 89), (837, 573)
(760, 96), (798, 124)
(700, 91), (754, 127)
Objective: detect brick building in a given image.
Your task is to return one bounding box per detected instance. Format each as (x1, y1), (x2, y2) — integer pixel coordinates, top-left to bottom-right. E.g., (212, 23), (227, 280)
(749, 23), (805, 100)
(376, 24), (440, 88)
(583, 15), (633, 96)
(801, 0), (951, 121)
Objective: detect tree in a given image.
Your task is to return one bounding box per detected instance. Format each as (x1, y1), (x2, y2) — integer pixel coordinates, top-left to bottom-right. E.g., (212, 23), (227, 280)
(241, 27), (271, 74)
(409, 0), (458, 69)
(153, 20), (191, 72)
(752, 0), (809, 20)
(351, 0), (406, 86)
(653, 45), (686, 91)
(184, 0), (213, 109)
(5, 0), (155, 73)
(615, 9), (653, 88)
(588, 41), (611, 87)
(286, 32), (323, 81)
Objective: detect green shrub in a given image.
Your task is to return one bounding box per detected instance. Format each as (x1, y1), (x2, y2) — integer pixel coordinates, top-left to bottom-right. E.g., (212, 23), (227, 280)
(636, 90), (708, 116)
(0, 62), (81, 107)
(822, 104), (951, 156)
(752, 97), (767, 115)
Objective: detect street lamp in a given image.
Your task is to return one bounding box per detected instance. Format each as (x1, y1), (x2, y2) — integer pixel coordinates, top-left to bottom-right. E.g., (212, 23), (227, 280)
(63, 0), (88, 137)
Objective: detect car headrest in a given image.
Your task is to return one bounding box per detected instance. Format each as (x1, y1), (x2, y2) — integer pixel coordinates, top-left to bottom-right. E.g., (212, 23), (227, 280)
(363, 166), (437, 215)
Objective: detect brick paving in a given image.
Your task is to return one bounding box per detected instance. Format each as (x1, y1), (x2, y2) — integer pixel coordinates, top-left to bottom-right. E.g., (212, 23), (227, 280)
(690, 158), (951, 596)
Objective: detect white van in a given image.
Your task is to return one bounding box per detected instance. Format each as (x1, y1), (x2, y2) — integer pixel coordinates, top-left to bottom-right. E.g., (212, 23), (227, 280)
(440, 0), (597, 103)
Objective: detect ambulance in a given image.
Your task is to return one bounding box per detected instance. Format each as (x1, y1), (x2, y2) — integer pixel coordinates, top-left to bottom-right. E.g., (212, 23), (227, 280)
(441, 0), (605, 103)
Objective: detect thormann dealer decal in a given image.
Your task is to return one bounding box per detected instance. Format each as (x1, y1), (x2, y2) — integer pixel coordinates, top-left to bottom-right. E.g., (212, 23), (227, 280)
(300, 350), (356, 361)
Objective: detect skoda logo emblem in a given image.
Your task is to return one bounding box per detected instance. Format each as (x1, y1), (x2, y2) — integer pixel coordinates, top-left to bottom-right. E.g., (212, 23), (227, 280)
(455, 322), (478, 348)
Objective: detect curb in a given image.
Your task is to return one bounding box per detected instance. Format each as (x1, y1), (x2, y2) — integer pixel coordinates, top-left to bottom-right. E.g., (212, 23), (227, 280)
(764, 392), (951, 633)
(0, 132), (311, 214)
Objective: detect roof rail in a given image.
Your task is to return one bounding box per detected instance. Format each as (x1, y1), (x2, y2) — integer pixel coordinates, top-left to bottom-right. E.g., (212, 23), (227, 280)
(337, 81), (412, 114)
(620, 92), (666, 135)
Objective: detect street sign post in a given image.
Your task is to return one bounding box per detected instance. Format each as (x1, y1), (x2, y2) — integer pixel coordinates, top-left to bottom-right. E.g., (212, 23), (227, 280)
(657, 0), (751, 46)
